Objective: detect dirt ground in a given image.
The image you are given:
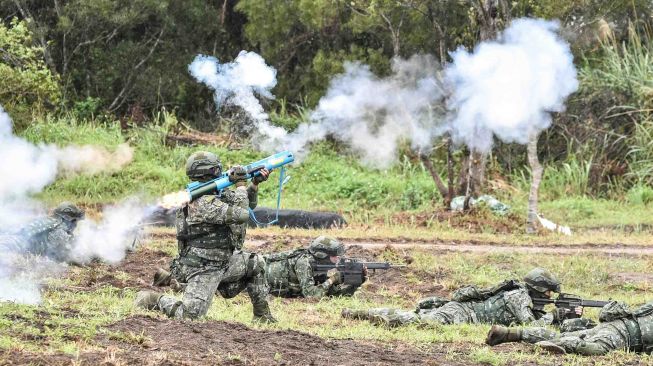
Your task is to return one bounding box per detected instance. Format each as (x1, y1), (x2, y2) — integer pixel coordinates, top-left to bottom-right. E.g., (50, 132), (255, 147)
(4, 231), (651, 365)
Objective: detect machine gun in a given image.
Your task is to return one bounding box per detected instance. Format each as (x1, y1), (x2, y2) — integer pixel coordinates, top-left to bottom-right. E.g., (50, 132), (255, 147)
(533, 293), (610, 319)
(312, 258), (404, 286)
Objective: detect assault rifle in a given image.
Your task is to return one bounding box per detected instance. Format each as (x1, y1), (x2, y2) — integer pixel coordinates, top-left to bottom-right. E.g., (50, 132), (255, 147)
(533, 293), (610, 319)
(312, 258), (404, 286)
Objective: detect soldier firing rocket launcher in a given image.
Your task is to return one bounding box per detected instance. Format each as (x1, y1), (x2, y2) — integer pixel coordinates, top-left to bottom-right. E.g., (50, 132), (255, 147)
(312, 258), (405, 287)
(186, 151), (294, 201)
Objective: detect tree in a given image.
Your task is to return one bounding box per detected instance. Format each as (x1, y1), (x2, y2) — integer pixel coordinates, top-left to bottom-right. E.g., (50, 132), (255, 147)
(0, 18), (60, 126)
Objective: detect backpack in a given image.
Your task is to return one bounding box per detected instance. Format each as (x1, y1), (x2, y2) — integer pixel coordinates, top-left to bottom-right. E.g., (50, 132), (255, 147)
(599, 301), (632, 322)
(452, 279), (521, 302)
(264, 248), (306, 263)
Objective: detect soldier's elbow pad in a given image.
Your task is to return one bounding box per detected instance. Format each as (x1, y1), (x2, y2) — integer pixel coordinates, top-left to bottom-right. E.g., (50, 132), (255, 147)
(235, 208), (250, 224)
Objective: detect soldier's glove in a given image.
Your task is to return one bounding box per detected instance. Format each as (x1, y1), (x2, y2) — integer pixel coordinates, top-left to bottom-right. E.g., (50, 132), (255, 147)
(252, 168), (270, 185)
(228, 165), (248, 187)
(326, 268), (343, 286)
(552, 307), (575, 322)
(361, 265), (369, 284)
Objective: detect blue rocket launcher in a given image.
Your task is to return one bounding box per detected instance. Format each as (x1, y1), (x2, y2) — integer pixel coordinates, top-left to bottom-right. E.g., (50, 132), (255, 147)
(186, 151), (294, 201)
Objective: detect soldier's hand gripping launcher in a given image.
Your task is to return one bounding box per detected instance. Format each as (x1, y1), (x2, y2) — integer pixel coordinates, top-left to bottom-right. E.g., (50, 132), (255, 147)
(186, 151), (295, 201)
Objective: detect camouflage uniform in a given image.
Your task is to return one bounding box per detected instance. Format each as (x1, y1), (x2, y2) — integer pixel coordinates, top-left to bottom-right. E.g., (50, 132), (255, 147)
(265, 237), (358, 298)
(143, 152), (273, 321)
(489, 301), (653, 355)
(0, 202), (84, 263)
(343, 268), (564, 327)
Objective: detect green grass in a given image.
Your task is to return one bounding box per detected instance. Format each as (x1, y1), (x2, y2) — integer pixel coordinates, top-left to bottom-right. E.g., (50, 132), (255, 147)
(15, 115), (653, 231)
(2, 235), (653, 364)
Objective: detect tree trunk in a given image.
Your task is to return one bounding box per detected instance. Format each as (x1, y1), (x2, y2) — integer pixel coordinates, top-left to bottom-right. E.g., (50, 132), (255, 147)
(420, 154), (449, 201)
(526, 133), (543, 234)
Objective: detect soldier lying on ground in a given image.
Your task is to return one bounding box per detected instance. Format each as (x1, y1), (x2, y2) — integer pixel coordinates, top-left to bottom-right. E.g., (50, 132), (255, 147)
(135, 151), (275, 322)
(486, 301), (653, 355)
(0, 202), (85, 263)
(342, 268), (587, 328)
(152, 235), (365, 299)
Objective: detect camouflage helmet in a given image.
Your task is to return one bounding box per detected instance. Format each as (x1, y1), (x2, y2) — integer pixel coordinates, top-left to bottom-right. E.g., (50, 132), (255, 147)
(52, 202), (85, 221)
(185, 151), (222, 181)
(523, 267), (561, 294)
(308, 236), (345, 259)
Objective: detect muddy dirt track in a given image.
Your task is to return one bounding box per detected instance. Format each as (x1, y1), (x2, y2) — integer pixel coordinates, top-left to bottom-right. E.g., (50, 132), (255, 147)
(246, 233), (653, 257)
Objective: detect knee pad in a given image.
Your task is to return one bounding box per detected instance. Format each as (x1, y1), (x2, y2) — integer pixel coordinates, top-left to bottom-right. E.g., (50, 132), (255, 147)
(246, 253), (265, 278)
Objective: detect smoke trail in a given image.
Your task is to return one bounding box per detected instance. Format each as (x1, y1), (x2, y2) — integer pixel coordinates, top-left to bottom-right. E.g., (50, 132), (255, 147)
(261, 55), (448, 168)
(71, 199), (154, 265)
(0, 107), (134, 203)
(445, 18), (578, 153)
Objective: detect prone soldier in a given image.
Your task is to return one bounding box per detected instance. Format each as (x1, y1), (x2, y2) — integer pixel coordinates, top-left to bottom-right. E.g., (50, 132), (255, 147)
(0, 202), (85, 263)
(486, 301), (653, 355)
(342, 268), (585, 328)
(265, 236), (364, 298)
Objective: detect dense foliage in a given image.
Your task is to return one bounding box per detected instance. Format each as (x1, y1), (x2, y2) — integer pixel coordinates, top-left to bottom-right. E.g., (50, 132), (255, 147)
(1, 0), (653, 197)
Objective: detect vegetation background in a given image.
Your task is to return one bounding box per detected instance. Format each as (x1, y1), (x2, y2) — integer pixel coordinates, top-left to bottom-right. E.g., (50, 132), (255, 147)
(1, 0), (653, 229)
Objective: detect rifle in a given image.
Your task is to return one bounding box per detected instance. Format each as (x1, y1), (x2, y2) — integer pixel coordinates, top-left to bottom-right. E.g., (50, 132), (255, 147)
(312, 258), (404, 286)
(532, 293), (610, 319)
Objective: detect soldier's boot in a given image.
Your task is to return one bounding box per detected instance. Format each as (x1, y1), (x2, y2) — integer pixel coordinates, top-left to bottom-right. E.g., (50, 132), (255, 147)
(134, 290), (163, 310)
(252, 301), (277, 324)
(535, 341), (567, 354)
(152, 268), (172, 287)
(485, 325), (522, 346)
(341, 308), (368, 320)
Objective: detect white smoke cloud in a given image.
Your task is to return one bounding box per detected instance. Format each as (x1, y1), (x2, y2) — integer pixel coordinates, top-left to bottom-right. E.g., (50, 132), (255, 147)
(71, 199), (153, 265)
(0, 106), (142, 305)
(189, 51), (279, 122)
(0, 106), (134, 202)
(265, 55), (447, 167)
(196, 19), (577, 168)
(445, 18), (578, 153)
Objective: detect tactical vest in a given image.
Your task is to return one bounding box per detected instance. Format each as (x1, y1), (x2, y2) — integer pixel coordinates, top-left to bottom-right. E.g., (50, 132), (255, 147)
(266, 250), (308, 297)
(600, 301), (653, 353)
(176, 204), (234, 251)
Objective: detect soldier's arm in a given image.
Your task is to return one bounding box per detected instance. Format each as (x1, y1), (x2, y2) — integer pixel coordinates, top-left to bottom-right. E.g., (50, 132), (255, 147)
(295, 257), (330, 298)
(505, 289), (541, 325)
(188, 194), (249, 225)
(247, 185), (258, 210)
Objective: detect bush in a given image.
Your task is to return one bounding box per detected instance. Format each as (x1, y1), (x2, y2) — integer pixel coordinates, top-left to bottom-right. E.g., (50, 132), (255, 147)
(0, 18), (60, 127)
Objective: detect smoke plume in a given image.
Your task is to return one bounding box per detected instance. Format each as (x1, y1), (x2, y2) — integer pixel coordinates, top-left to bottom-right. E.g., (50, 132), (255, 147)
(262, 55), (447, 167)
(196, 19), (577, 168)
(0, 107), (134, 201)
(0, 106), (143, 305)
(445, 18), (578, 153)
(71, 199), (153, 265)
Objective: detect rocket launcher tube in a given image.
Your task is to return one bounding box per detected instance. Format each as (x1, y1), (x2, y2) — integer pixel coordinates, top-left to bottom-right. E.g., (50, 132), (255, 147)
(186, 151), (295, 201)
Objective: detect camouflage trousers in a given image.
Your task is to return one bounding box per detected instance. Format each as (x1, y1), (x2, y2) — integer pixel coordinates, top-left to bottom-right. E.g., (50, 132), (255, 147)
(362, 302), (475, 327)
(157, 250), (269, 319)
(520, 321), (632, 355)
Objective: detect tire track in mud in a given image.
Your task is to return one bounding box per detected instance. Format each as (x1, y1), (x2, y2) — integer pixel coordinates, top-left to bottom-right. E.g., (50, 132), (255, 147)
(246, 237), (653, 257)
